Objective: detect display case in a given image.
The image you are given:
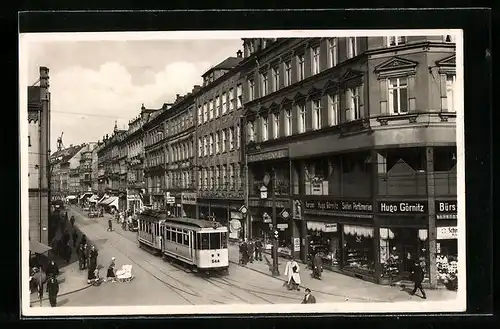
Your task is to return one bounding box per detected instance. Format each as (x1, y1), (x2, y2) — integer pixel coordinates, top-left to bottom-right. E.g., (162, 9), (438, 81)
(345, 247), (374, 274)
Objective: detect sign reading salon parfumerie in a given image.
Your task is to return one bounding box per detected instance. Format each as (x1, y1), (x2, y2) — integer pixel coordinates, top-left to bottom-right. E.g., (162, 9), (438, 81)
(378, 201), (428, 214)
(304, 200), (373, 213)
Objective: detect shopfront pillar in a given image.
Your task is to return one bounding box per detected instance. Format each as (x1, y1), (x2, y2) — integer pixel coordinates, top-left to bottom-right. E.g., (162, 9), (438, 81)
(426, 147), (438, 288)
(371, 149), (383, 281)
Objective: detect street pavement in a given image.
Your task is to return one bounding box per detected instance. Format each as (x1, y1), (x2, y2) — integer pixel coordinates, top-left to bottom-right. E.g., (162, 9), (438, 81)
(34, 206), (457, 307)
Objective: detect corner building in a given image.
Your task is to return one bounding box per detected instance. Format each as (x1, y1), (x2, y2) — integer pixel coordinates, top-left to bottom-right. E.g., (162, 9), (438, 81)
(242, 35), (457, 287)
(194, 53), (245, 236)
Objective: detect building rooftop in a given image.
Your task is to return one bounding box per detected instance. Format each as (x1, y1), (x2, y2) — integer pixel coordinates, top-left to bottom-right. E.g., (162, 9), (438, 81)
(202, 56), (243, 78)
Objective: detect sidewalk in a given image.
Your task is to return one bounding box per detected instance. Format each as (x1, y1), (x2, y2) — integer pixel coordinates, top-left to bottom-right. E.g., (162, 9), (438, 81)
(227, 242), (458, 302)
(30, 208), (95, 307)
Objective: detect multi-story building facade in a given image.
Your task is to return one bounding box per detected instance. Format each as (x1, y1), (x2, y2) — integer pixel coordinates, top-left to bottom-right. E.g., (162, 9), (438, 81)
(194, 53), (245, 234)
(142, 105), (166, 210)
(91, 141), (103, 193)
(162, 91), (199, 218)
(28, 67), (51, 245)
(50, 144), (85, 199)
(241, 35), (457, 288)
(78, 143), (95, 193)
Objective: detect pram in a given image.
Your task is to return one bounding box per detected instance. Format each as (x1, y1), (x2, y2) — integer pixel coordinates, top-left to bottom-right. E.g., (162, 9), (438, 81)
(115, 265), (134, 283)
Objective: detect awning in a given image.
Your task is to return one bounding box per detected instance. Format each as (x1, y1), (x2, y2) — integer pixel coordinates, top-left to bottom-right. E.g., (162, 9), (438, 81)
(88, 194), (99, 203)
(29, 240), (52, 254)
(307, 221), (338, 233)
(98, 195), (109, 204)
(79, 192), (93, 200)
(101, 196), (118, 207)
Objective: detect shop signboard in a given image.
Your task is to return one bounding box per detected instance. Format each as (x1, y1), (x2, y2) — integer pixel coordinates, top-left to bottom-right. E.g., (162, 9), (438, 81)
(378, 201), (427, 214)
(304, 200), (373, 213)
(436, 226), (458, 240)
(277, 223), (288, 230)
(324, 223), (338, 232)
(247, 149), (288, 163)
(166, 196), (175, 205)
(435, 200), (457, 219)
(249, 199), (288, 209)
(293, 237), (300, 252)
(181, 192), (197, 205)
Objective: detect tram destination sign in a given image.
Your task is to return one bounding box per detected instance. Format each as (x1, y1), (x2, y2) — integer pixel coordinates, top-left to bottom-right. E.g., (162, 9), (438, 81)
(303, 200), (373, 213)
(378, 201), (428, 214)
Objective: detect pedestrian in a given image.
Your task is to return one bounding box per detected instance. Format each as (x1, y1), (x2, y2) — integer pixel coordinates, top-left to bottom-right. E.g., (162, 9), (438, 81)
(105, 257), (117, 283)
(32, 268), (46, 307)
(70, 215), (75, 227)
(46, 276), (59, 307)
(284, 257), (301, 291)
(77, 244), (85, 270)
(87, 261), (96, 284)
(108, 218), (113, 232)
(89, 245), (98, 270)
(239, 239), (248, 265)
(410, 259), (427, 299)
(46, 260), (59, 278)
(72, 229), (78, 248)
(254, 238), (263, 261)
(64, 242), (72, 264)
(301, 288), (316, 304)
(82, 243), (88, 269)
(248, 239), (255, 263)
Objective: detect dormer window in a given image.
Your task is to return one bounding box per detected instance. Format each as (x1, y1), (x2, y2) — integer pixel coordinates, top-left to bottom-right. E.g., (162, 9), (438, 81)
(387, 36), (407, 47)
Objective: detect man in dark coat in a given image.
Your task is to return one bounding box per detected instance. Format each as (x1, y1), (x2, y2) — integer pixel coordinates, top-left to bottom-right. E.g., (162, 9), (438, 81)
(46, 276), (59, 307)
(410, 260), (427, 299)
(88, 245), (98, 271)
(301, 288), (316, 304)
(254, 238), (263, 261)
(77, 244), (85, 270)
(45, 260), (59, 278)
(247, 239), (255, 263)
(239, 240), (248, 265)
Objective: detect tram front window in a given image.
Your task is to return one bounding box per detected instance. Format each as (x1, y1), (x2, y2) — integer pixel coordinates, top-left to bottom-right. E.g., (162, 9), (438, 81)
(209, 232), (221, 250)
(198, 233), (210, 250)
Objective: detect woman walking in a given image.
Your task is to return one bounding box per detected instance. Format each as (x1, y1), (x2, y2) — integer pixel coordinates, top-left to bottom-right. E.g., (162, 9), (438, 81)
(105, 257), (117, 283)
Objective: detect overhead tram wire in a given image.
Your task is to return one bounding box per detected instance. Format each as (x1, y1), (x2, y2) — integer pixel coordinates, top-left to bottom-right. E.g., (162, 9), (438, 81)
(50, 110), (134, 120)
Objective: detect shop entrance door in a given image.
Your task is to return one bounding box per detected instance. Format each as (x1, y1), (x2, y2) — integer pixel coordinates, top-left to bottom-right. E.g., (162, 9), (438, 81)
(401, 244), (417, 276)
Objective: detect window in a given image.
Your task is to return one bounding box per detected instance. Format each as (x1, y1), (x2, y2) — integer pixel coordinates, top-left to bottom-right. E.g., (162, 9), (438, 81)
(312, 46), (320, 75)
(261, 72), (268, 97)
(28, 136), (31, 147)
(284, 61), (292, 86)
(248, 79), (255, 101)
(208, 100), (214, 120)
(261, 116), (269, 141)
(247, 121), (255, 142)
(229, 164), (235, 189)
(221, 165), (227, 187)
(328, 38), (338, 68)
(328, 93), (339, 126)
(198, 233), (210, 250)
(215, 166), (220, 188)
(273, 112), (280, 139)
(272, 67), (280, 92)
(222, 129), (227, 152)
(203, 136), (208, 156)
(285, 109), (292, 136)
(387, 36), (406, 47)
(347, 87), (361, 120)
(203, 168), (208, 189)
(297, 54), (305, 81)
(209, 167), (214, 188)
(229, 127), (234, 150)
(298, 104), (306, 133)
(236, 84), (242, 109)
(312, 99), (321, 130)
(388, 78), (408, 114)
(446, 74), (456, 112)
(215, 131), (220, 153)
(209, 134), (214, 155)
(229, 87), (235, 111)
(197, 105), (202, 125)
(347, 37), (358, 59)
(221, 92), (227, 115)
(215, 96), (220, 117)
(236, 124), (240, 149)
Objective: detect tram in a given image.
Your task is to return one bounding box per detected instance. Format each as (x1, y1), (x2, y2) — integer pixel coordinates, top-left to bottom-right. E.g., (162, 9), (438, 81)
(161, 217), (229, 274)
(136, 209), (166, 255)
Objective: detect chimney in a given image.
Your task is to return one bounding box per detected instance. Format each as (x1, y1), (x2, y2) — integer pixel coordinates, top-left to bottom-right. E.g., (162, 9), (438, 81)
(192, 85), (202, 94)
(236, 50), (242, 58)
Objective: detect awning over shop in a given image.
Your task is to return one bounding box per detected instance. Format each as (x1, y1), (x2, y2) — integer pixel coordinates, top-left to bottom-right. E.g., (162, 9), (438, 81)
(98, 195), (109, 204)
(29, 240), (52, 254)
(79, 192), (93, 200)
(307, 221), (338, 233)
(88, 194), (99, 203)
(101, 196), (119, 208)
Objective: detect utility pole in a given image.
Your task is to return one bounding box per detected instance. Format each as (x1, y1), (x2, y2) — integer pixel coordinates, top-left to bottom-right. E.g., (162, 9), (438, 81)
(271, 167), (279, 276)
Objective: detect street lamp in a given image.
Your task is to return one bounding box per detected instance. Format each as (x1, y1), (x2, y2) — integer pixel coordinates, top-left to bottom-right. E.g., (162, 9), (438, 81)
(262, 168), (280, 276)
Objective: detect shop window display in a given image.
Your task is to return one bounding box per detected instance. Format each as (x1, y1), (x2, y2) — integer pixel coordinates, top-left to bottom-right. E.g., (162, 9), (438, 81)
(307, 224), (340, 268)
(379, 228), (429, 281)
(342, 225), (375, 275)
(436, 239), (458, 287)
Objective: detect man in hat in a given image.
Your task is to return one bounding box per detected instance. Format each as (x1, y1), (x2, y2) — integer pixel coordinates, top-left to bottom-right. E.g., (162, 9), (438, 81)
(46, 275), (59, 307)
(301, 288), (316, 304)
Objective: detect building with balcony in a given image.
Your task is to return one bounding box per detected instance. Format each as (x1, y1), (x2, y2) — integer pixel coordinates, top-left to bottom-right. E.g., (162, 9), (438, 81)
(50, 144), (85, 200)
(194, 52), (245, 232)
(78, 142), (96, 194)
(241, 35), (457, 288)
(91, 141), (103, 193)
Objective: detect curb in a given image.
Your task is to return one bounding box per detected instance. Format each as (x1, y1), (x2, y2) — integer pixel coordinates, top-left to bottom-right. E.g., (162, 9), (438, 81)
(29, 282), (93, 305)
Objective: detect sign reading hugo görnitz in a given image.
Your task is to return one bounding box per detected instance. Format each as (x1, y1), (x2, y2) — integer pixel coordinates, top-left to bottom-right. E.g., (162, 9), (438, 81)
(304, 200), (373, 212)
(378, 201), (428, 214)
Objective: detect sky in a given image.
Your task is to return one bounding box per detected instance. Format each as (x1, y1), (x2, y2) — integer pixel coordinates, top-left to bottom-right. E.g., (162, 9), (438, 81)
(26, 38), (242, 152)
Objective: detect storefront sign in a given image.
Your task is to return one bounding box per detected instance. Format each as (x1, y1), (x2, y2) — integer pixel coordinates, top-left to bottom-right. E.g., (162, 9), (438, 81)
(181, 192), (197, 205)
(277, 223), (288, 230)
(247, 149), (288, 163)
(437, 226), (458, 240)
(435, 200), (457, 219)
(378, 201), (427, 214)
(293, 237), (300, 252)
(249, 199), (288, 209)
(304, 200), (373, 213)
